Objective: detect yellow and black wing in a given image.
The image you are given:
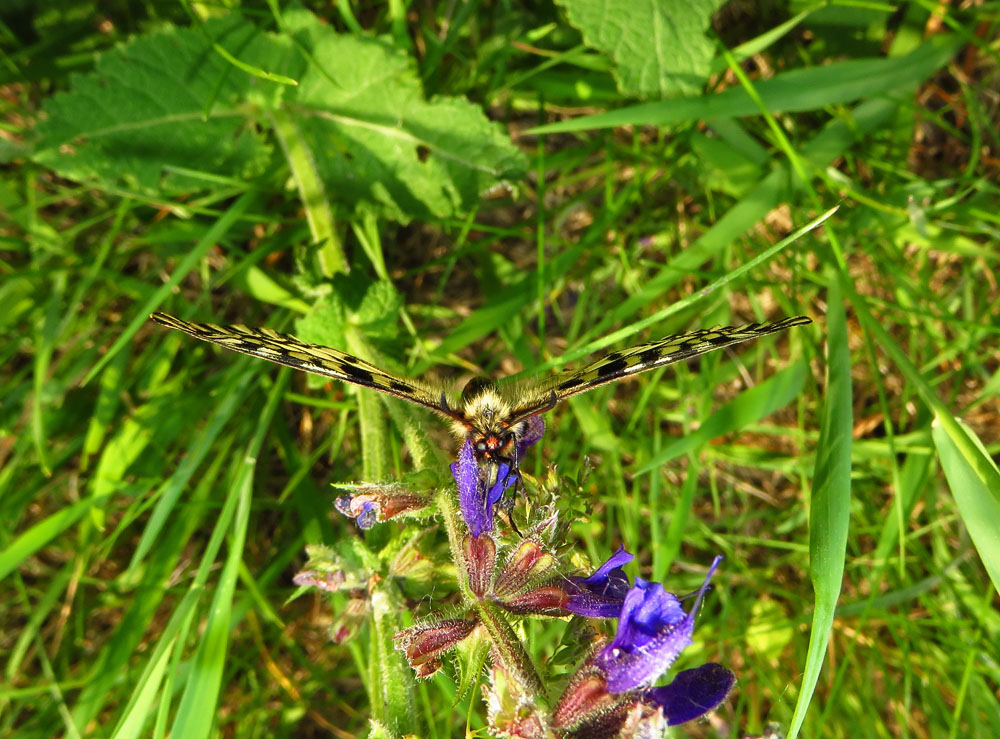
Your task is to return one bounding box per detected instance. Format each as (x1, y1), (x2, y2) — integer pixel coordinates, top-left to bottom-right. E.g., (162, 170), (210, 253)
(508, 316), (811, 420)
(150, 312), (449, 415)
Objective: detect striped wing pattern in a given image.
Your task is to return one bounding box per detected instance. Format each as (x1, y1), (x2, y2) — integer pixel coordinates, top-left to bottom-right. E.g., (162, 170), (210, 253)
(149, 312), (445, 413)
(504, 316), (812, 420)
(549, 316), (812, 399)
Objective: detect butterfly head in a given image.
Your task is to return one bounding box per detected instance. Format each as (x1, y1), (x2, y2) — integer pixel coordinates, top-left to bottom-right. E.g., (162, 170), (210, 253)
(454, 377), (521, 464)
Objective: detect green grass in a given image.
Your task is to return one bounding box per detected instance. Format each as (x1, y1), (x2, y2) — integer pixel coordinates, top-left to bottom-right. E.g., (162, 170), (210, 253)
(2, 1), (998, 738)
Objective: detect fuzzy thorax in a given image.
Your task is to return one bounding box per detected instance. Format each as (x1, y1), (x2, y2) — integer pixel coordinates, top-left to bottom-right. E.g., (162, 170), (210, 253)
(451, 382), (529, 462)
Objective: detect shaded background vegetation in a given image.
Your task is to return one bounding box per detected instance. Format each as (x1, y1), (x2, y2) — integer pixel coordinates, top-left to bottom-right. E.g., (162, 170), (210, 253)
(1, 1), (998, 737)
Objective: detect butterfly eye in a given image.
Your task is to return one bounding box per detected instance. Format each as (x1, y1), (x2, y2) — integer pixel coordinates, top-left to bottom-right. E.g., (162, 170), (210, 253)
(476, 442), (487, 452)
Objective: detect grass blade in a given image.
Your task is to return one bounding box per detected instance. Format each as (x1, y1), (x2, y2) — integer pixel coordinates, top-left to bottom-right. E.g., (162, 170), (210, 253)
(529, 34), (961, 133)
(788, 275), (852, 739)
(168, 370), (286, 738)
(635, 361), (807, 473)
(932, 419), (1000, 595)
(81, 191), (256, 385)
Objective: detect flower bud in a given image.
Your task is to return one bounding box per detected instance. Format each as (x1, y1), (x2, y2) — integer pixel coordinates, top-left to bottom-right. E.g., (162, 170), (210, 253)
(394, 618), (478, 679)
(494, 540), (557, 598)
(495, 585), (569, 616)
(464, 533), (497, 597)
(293, 544), (366, 593)
(388, 528), (438, 584)
(329, 596), (370, 644)
(333, 470), (436, 528)
(552, 657), (628, 735)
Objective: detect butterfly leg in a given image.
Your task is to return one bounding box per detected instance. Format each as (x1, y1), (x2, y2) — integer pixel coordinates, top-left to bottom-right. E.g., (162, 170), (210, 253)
(495, 451), (524, 537)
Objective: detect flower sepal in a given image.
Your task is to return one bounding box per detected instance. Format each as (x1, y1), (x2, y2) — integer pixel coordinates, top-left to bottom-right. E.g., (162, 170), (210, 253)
(552, 654), (631, 736)
(496, 585), (570, 616)
(494, 540), (558, 598)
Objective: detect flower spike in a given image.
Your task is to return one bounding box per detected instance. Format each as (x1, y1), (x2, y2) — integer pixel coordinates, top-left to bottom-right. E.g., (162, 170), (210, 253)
(451, 439), (518, 537)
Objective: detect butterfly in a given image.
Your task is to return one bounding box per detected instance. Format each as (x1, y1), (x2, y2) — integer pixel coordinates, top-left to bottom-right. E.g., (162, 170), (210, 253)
(150, 311), (810, 473)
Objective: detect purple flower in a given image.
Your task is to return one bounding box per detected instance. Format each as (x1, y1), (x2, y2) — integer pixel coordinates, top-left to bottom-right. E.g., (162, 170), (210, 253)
(554, 554), (735, 732)
(332, 477), (432, 529)
(597, 556), (723, 693)
(646, 662), (736, 726)
(516, 415), (546, 458)
(564, 546), (634, 618)
(334, 496), (378, 529)
(451, 439), (518, 537)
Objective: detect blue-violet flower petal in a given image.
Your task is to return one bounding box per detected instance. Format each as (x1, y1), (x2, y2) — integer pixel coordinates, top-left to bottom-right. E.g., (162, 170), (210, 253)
(451, 439), (517, 537)
(516, 415), (546, 457)
(646, 662), (736, 725)
(597, 556), (722, 693)
(564, 546), (634, 618)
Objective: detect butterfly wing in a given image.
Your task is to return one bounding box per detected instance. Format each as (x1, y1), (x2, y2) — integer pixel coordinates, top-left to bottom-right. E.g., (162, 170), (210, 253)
(150, 312), (451, 416)
(507, 316), (811, 421)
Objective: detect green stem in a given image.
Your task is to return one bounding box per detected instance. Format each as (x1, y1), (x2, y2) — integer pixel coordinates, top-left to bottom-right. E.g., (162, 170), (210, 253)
(369, 579), (419, 734)
(269, 108), (346, 277)
(434, 488), (546, 702)
(475, 600), (546, 701)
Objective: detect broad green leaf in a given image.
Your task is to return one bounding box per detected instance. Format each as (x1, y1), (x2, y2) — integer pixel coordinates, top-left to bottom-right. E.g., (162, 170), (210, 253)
(297, 290), (349, 357)
(34, 10), (526, 222)
(33, 16), (271, 194)
(555, 0), (725, 98)
(289, 12), (526, 222)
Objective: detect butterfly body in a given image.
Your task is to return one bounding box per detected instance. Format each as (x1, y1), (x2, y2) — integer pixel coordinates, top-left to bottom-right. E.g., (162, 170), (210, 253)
(456, 382), (515, 454)
(150, 311), (810, 470)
